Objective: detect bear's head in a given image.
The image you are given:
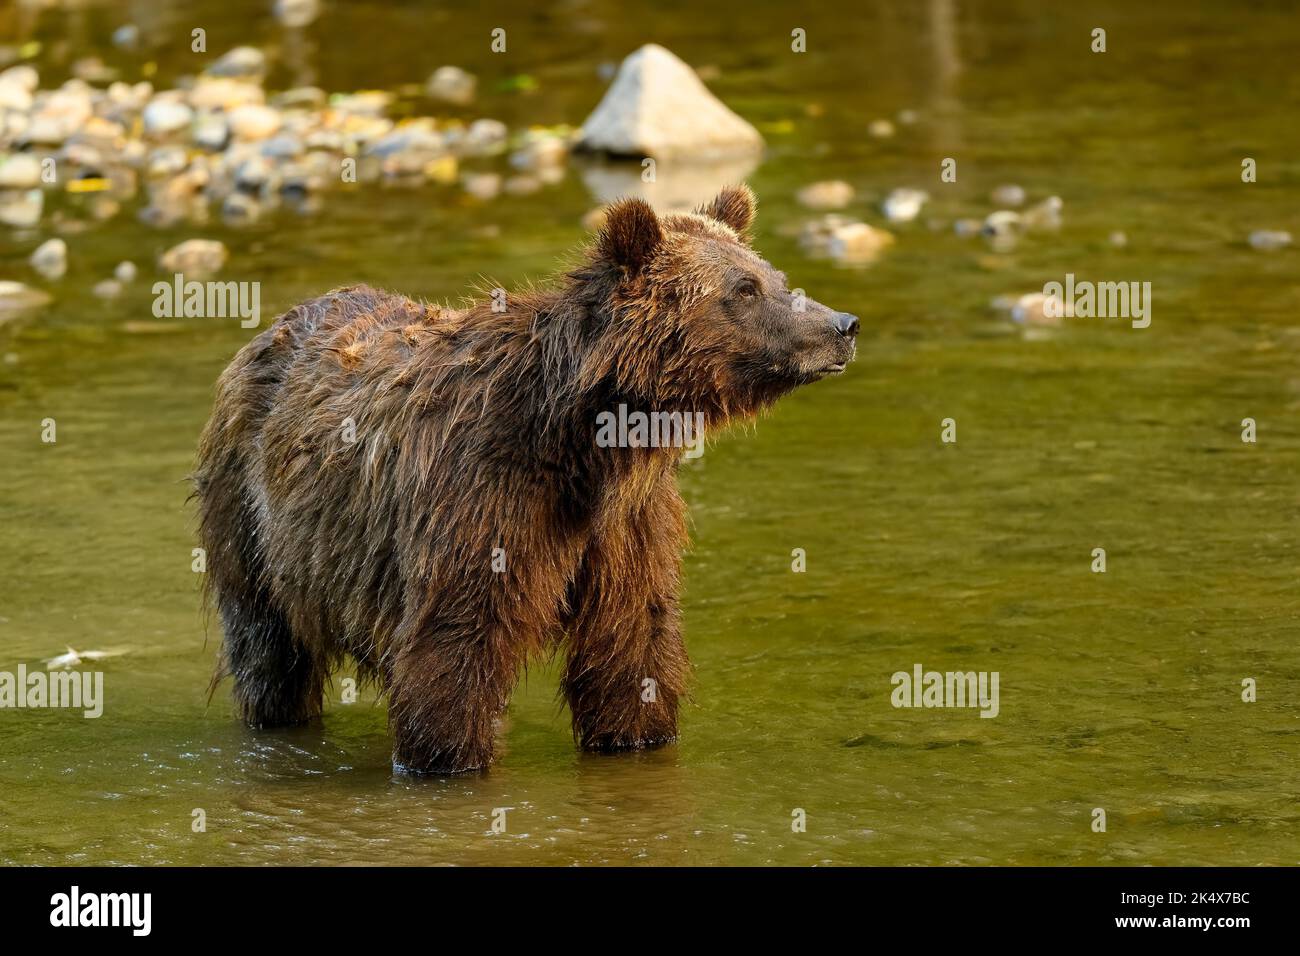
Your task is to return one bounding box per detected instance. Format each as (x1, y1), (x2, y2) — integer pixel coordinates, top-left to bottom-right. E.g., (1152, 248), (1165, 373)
(576, 185), (859, 422)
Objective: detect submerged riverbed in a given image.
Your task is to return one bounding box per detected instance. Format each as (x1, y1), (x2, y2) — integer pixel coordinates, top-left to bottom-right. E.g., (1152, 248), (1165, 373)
(2, 0), (1298, 865)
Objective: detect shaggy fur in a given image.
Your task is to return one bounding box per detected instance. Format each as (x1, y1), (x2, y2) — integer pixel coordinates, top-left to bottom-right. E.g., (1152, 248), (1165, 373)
(194, 185), (857, 773)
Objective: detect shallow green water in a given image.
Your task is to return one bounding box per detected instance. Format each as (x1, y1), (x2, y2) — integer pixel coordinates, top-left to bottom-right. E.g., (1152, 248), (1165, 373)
(2, 0), (1299, 865)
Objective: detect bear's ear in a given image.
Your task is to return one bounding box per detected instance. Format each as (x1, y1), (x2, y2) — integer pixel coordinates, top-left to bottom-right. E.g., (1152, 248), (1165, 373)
(698, 184), (757, 237)
(596, 197), (663, 275)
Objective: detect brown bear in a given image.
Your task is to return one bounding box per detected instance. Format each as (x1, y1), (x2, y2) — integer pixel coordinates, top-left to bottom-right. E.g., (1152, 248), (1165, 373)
(194, 185), (858, 774)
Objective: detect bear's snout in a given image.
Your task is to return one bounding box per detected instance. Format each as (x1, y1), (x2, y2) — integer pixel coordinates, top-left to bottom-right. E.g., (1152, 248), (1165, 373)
(805, 306), (858, 377)
(830, 311), (860, 338)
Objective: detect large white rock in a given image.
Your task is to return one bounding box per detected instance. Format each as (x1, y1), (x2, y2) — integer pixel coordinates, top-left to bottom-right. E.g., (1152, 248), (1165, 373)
(576, 44), (763, 161)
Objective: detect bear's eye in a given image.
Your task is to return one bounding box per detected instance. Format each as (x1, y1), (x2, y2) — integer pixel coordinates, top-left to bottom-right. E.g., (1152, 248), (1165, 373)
(733, 278), (760, 299)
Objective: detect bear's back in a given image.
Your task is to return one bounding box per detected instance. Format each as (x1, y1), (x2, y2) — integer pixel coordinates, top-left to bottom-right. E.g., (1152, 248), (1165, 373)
(270, 284), (450, 369)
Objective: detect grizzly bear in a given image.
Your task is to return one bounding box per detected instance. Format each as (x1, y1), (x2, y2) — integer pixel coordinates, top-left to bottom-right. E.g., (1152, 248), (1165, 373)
(194, 185), (858, 774)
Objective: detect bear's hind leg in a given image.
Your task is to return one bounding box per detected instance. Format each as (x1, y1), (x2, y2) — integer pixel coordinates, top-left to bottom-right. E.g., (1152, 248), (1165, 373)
(218, 591), (325, 728)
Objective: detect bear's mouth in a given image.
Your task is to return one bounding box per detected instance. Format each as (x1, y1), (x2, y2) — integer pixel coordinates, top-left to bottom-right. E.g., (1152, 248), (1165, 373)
(818, 363), (847, 375)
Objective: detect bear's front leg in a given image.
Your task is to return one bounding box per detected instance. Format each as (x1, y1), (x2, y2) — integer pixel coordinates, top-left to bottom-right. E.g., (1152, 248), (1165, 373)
(387, 631), (520, 774)
(563, 484), (691, 752)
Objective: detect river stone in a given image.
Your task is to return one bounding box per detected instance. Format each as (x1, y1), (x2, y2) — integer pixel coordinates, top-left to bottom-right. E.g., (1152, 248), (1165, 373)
(73, 116), (126, 152)
(159, 239), (228, 277)
(271, 86), (326, 110)
(798, 215), (895, 264)
(146, 145), (190, 177)
(1011, 292), (1071, 326)
(275, 0), (320, 28)
(143, 98), (193, 136)
(882, 187), (929, 223)
(206, 46), (267, 81)
(463, 118), (507, 156)
(28, 87), (94, 144)
(797, 180), (854, 210)
(426, 66), (476, 106)
(260, 133), (304, 159)
(0, 281), (53, 317)
(0, 65), (39, 94)
(330, 91), (392, 116)
(990, 183), (1026, 207)
(228, 104), (282, 141)
(234, 155), (276, 192)
(0, 153), (42, 189)
(0, 188), (43, 227)
(1248, 229), (1292, 251)
(0, 78), (33, 112)
(509, 133), (567, 172)
(826, 221), (895, 263)
(194, 114), (231, 151)
(29, 238), (67, 280)
(104, 81), (152, 118)
(189, 78), (265, 111)
(92, 278), (124, 299)
(366, 122), (443, 159)
(504, 174), (542, 196)
(462, 172), (501, 201)
(112, 24), (140, 49)
(575, 44), (763, 161)
(1021, 195), (1063, 231)
(222, 191), (261, 224)
(868, 118), (896, 139)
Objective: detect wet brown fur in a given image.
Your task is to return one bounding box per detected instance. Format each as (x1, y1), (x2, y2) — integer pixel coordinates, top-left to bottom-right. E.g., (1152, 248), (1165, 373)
(193, 185), (856, 773)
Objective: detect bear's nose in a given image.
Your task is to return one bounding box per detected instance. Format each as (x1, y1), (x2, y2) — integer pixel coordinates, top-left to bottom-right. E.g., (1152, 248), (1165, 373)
(831, 312), (860, 338)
